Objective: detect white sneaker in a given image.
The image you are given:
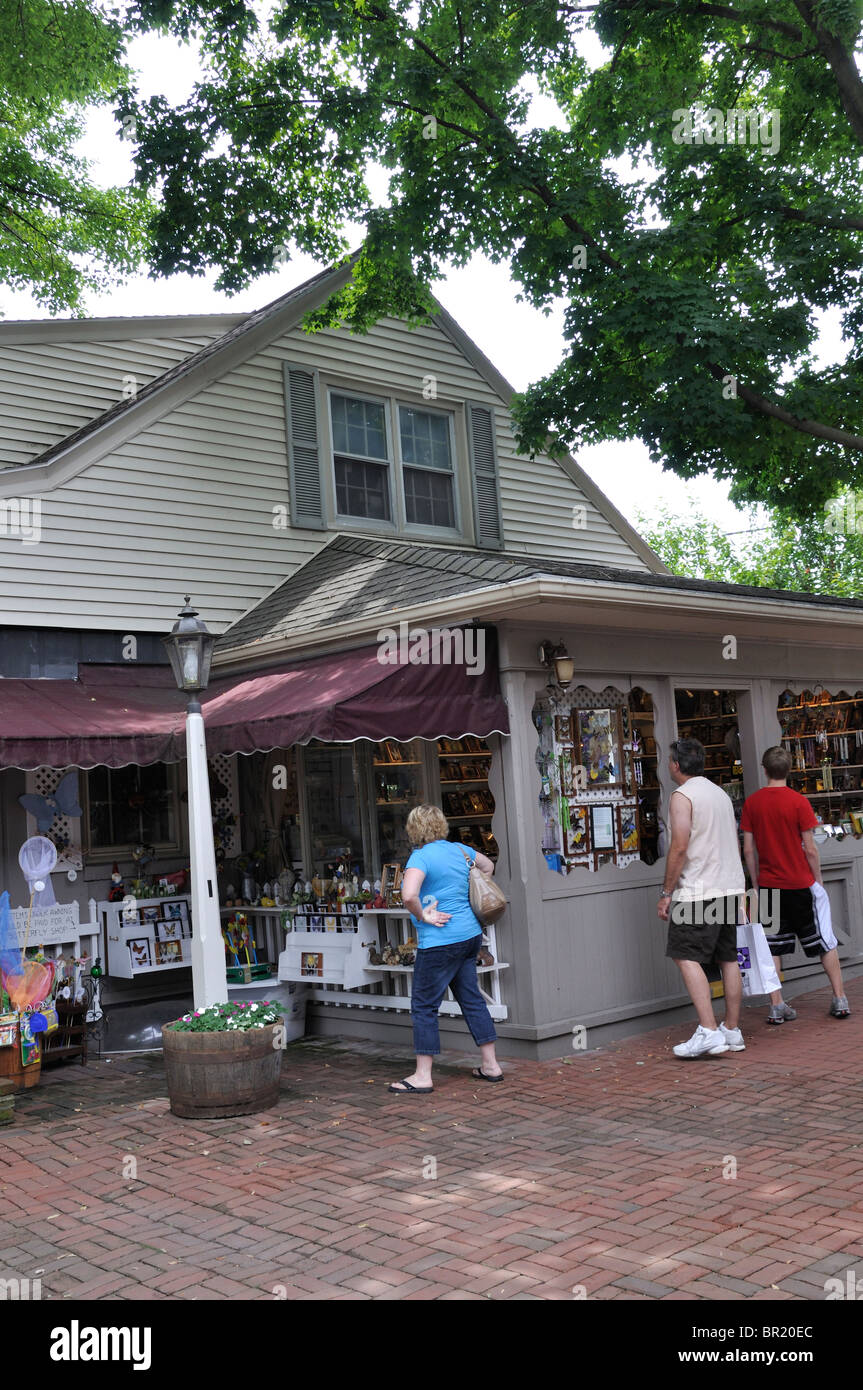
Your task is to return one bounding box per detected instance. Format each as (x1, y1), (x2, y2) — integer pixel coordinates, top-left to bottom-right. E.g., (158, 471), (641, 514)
(719, 1022), (745, 1051)
(673, 1024), (729, 1058)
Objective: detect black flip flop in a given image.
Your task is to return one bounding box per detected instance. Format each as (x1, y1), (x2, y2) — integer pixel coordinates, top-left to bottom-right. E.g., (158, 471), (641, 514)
(472, 1067), (504, 1083)
(388, 1078), (434, 1093)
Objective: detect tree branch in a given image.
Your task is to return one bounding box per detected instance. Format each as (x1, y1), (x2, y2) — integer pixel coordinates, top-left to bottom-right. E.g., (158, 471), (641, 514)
(793, 0), (863, 145)
(707, 362), (863, 450)
(780, 205), (863, 232)
(741, 42), (819, 62)
(365, 0), (863, 453)
(559, 2), (806, 41)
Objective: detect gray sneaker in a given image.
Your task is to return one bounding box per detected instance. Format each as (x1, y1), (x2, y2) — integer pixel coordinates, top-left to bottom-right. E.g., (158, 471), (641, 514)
(830, 995), (851, 1018)
(767, 1002), (797, 1025)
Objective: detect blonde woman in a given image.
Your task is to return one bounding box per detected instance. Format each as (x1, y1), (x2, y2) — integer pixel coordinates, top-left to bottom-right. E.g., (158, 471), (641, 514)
(389, 804), (503, 1094)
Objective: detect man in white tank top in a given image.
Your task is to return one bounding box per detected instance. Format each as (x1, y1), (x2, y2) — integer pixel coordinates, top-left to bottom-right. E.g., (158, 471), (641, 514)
(657, 738), (746, 1058)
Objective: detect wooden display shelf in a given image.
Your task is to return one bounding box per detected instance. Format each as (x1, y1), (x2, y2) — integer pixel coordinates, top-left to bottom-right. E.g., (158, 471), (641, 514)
(364, 962), (510, 975)
(780, 698), (863, 709)
(677, 713), (738, 724)
(438, 751), (491, 759)
(791, 764), (863, 773)
(373, 760), (422, 766)
(782, 731), (863, 740)
(794, 789), (863, 800)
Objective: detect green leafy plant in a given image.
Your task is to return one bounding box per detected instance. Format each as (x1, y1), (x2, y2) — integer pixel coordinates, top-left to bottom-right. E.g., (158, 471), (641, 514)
(640, 492), (863, 596)
(121, 0), (863, 513)
(1, 0), (153, 310)
(166, 1001), (282, 1031)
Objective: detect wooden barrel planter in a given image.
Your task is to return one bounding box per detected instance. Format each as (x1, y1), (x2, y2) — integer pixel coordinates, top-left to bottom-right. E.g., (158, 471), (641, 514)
(161, 1019), (284, 1118)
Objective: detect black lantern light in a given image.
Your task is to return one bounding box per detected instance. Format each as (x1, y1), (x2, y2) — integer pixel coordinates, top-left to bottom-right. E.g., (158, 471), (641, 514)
(538, 639), (575, 690)
(162, 596), (216, 695)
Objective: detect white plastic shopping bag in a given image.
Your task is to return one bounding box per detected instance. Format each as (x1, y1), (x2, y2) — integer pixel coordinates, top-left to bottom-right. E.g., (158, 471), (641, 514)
(736, 921), (781, 997)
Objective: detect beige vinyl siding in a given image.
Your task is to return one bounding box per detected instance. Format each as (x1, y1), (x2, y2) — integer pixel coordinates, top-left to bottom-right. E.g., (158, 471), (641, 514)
(0, 336), (217, 468)
(0, 312), (649, 630)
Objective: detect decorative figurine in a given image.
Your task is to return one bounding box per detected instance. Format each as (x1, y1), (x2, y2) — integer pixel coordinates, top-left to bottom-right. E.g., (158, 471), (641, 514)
(107, 863), (125, 902)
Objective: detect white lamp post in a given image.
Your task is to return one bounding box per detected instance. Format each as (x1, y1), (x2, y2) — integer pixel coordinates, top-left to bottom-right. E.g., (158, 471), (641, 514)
(162, 597), (225, 1009)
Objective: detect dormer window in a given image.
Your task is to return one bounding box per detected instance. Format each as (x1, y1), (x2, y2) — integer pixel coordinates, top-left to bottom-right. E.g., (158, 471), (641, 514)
(283, 363), (502, 548)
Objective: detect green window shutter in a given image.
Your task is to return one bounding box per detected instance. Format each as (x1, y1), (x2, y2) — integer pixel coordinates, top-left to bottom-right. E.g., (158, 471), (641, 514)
(467, 402), (503, 549)
(283, 362), (325, 530)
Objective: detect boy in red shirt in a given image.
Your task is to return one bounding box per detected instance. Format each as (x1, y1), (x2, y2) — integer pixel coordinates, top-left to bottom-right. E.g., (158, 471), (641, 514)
(741, 745), (850, 1023)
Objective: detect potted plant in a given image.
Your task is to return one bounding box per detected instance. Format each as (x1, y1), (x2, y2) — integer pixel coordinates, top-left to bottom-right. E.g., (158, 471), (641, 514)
(161, 1000), (284, 1118)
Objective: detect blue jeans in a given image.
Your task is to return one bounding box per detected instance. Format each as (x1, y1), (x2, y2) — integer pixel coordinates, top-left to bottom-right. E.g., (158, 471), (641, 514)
(411, 934), (497, 1056)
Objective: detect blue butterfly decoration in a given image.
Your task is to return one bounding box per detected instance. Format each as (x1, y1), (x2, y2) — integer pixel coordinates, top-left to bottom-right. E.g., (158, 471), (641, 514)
(19, 772), (83, 833)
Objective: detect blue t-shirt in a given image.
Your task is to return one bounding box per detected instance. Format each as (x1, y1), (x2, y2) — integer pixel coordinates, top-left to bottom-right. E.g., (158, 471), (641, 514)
(405, 839), (483, 948)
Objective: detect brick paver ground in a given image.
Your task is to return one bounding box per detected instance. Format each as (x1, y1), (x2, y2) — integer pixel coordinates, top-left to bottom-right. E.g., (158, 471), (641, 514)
(2, 979), (862, 1300)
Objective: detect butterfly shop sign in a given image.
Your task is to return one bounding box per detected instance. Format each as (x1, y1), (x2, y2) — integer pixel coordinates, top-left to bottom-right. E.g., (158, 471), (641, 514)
(11, 901), (81, 946)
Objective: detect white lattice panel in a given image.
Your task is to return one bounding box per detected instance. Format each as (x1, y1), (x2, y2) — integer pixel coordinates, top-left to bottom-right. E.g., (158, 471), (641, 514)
(23, 767), (84, 872)
(209, 753), (241, 856)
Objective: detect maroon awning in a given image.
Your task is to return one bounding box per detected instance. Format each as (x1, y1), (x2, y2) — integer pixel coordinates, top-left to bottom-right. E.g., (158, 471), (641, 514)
(0, 643), (509, 768)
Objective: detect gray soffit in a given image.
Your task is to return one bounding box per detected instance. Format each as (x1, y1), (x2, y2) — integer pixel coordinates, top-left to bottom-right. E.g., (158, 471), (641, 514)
(217, 533), (863, 655)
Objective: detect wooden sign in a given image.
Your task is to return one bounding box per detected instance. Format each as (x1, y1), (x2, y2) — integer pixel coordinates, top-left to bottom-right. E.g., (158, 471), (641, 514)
(11, 901), (81, 945)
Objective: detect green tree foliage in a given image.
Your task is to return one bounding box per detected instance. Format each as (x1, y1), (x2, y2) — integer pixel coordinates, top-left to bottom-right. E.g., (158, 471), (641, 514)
(123, 0), (863, 512)
(641, 494), (863, 595)
(1, 0), (152, 312)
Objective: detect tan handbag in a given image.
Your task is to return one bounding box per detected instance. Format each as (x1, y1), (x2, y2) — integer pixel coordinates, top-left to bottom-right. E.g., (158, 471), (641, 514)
(458, 847), (507, 926)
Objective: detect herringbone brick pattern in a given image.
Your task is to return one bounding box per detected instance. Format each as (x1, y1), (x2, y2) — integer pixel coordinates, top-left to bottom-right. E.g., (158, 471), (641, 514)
(2, 981), (862, 1300)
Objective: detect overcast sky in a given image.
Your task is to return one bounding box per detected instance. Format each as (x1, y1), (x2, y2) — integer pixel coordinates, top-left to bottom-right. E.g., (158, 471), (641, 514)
(6, 22), (848, 540)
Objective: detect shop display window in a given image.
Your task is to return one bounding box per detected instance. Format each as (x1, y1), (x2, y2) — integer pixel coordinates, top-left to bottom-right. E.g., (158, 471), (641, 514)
(438, 736), (498, 859)
(534, 685), (659, 873)
(303, 742), (363, 874)
(674, 688), (744, 820)
(777, 688), (863, 833)
(372, 739), (424, 865)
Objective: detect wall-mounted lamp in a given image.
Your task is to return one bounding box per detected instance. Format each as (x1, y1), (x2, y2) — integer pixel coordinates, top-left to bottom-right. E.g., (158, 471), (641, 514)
(538, 640), (575, 690)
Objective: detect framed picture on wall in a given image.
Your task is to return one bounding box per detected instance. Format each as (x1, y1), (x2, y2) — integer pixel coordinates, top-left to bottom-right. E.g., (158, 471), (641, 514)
(617, 805), (640, 854)
(564, 806), (590, 857)
(554, 715), (574, 744)
(590, 804), (617, 852)
(576, 708), (625, 790)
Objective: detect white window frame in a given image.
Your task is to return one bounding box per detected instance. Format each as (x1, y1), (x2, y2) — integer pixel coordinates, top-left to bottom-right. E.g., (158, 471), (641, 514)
(82, 762), (184, 862)
(328, 387), (398, 532)
(325, 381), (464, 541)
(396, 401), (461, 540)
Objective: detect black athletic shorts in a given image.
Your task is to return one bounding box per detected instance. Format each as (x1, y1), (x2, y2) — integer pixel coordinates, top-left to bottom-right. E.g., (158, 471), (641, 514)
(665, 894), (740, 967)
(769, 886), (828, 959)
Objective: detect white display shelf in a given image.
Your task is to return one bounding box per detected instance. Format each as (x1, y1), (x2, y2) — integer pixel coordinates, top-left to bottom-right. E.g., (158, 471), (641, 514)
(363, 962), (510, 974)
(279, 906), (509, 1020)
(102, 895), (193, 980)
